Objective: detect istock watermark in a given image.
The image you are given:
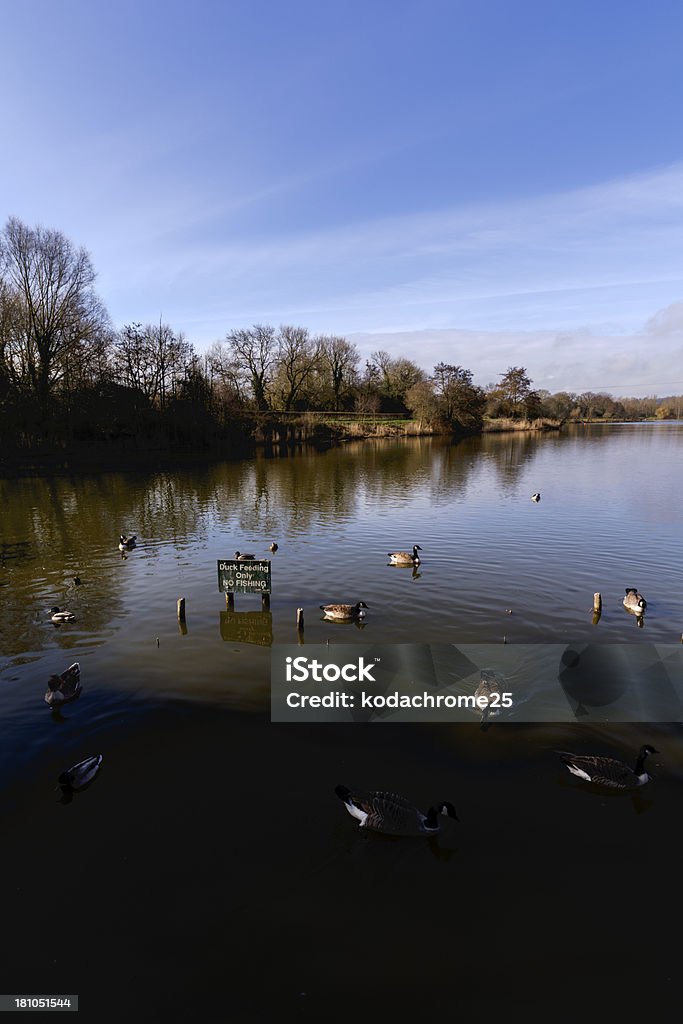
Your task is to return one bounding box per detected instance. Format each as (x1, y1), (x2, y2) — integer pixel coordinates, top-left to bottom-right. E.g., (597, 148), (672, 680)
(270, 643), (683, 723)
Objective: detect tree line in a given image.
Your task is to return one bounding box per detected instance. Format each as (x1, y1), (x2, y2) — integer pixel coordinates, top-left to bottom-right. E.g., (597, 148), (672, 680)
(0, 217), (679, 457)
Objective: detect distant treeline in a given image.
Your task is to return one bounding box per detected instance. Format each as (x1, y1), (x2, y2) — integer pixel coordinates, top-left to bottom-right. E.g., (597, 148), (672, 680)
(0, 217), (680, 462)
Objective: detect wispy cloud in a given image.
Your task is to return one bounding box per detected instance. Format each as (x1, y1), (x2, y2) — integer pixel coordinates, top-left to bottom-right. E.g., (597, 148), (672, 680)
(92, 160), (683, 347)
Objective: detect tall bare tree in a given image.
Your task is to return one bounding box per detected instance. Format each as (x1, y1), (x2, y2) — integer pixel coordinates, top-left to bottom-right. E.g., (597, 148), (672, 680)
(0, 217), (110, 411)
(225, 324), (277, 410)
(318, 335), (359, 410)
(114, 320), (192, 409)
(272, 325), (321, 411)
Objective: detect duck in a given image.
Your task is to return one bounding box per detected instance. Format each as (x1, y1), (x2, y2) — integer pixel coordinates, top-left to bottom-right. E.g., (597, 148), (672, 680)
(387, 545), (422, 565)
(531, 492), (541, 502)
(72, 576), (82, 586)
(320, 601), (369, 620)
(268, 543), (278, 553)
(57, 754), (103, 791)
(118, 534), (137, 550)
(556, 744), (658, 789)
(44, 662), (81, 707)
(235, 551), (256, 560)
(623, 588), (647, 613)
(475, 669), (505, 728)
(335, 785), (458, 835)
(49, 607), (75, 624)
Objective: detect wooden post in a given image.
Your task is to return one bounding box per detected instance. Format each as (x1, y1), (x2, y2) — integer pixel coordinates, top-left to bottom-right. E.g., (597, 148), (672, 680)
(296, 608), (304, 630)
(262, 593), (270, 610)
(593, 593), (602, 612)
(177, 597), (186, 623)
(226, 592), (234, 610)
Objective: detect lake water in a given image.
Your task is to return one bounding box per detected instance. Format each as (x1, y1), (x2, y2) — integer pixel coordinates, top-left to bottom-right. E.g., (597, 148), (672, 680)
(1, 423), (682, 1022)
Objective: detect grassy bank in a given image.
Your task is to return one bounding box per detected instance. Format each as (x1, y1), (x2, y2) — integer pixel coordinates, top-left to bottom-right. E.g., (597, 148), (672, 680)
(482, 417), (562, 433)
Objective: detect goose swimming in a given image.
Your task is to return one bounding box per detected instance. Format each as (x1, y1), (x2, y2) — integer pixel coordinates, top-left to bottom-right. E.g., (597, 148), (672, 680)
(335, 785), (458, 835)
(531, 493), (541, 502)
(387, 545), (422, 565)
(556, 744), (658, 789)
(58, 754), (103, 791)
(44, 662), (81, 707)
(119, 534), (137, 550)
(268, 542), (278, 553)
(475, 669), (505, 728)
(50, 607), (75, 624)
(623, 588), (647, 613)
(320, 601), (369, 620)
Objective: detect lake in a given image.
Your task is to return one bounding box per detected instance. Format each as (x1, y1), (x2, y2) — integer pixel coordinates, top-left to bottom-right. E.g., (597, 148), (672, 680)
(1, 423), (682, 1022)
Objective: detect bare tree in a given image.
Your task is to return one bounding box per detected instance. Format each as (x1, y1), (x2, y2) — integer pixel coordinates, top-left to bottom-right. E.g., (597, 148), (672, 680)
(0, 217), (110, 411)
(369, 349), (425, 409)
(225, 324), (277, 410)
(318, 335), (359, 410)
(113, 320), (193, 409)
(272, 325), (321, 411)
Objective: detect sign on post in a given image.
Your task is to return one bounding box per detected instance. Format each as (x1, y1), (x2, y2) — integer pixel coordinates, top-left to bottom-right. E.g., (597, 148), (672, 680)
(217, 559), (271, 595)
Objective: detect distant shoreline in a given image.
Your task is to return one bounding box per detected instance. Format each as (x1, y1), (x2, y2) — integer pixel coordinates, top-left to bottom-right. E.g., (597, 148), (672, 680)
(2, 417), (680, 477)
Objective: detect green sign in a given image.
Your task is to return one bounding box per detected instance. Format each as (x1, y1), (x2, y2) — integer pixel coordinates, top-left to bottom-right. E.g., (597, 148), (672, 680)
(220, 611), (273, 647)
(217, 559), (271, 594)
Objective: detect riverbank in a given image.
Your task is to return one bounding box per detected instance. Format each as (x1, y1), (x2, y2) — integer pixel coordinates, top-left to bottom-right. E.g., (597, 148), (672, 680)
(482, 417), (562, 432)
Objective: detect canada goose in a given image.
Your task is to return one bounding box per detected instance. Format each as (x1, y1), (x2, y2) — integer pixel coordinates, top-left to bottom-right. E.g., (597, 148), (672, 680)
(44, 662), (81, 707)
(235, 551), (255, 560)
(58, 754), (103, 791)
(623, 588), (647, 613)
(335, 785), (458, 835)
(387, 545), (422, 565)
(49, 607), (75, 624)
(556, 744), (658, 789)
(119, 534), (136, 550)
(475, 669), (505, 728)
(320, 601), (369, 620)
(268, 543), (278, 553)
(72, 576), (82, 586)
(531, 493), (541, 502)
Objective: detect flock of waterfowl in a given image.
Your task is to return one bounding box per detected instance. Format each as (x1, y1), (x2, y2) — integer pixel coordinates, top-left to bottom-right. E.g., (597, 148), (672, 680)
(41, 508), (657, 807)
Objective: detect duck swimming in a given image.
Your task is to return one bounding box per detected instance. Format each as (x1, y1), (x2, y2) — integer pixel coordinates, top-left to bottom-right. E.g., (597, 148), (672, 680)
(475, 669), (507, 729)
(335, 785), (458, 835)
(387, 545), (422, 565)
(58, 754), (103, 791)
(556, 744), (658, 789)
(50, 607), (75, 624)
(44, 662), (81, 707)
(531, 493), (541, 502)
(320, 601), (369, 620)
(235, 551), (255, 560)
(119, 534), (137, 550)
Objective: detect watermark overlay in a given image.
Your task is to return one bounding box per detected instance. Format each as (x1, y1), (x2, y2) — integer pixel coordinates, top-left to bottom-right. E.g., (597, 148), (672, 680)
(270, 643), (683, 723)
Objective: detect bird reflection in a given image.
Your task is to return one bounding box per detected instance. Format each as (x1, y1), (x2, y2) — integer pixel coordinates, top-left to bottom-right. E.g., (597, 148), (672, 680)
(319, 617), (367, 629)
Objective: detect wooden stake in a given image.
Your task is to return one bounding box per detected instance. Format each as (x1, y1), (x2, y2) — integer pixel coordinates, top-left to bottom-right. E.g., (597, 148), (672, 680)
(296, 608), (304, 629)
(593, 592), (602, 612)
(262, 593), (270, 611)
(177, 597), (186, 623)
(226, 592), (234, 610)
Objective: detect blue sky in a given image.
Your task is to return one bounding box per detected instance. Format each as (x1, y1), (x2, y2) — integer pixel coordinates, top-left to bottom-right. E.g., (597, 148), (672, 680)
(2, 0), (683, 395)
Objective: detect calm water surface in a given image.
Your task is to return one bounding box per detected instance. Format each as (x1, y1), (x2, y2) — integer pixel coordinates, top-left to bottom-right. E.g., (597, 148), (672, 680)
(1, 424), (682, 1021)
